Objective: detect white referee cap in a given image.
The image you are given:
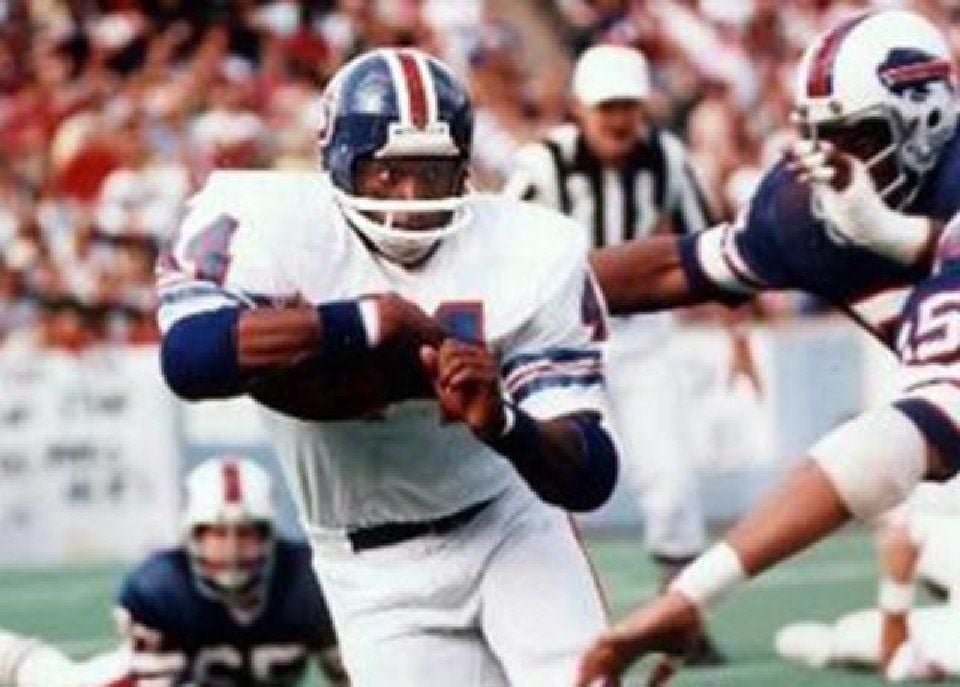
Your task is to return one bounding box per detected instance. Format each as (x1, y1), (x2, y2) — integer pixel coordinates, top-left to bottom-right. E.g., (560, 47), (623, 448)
(572, 45), (650, 106)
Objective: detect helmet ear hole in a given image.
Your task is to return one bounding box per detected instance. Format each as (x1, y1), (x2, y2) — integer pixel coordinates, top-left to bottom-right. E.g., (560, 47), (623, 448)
(928, 109), (942, 128)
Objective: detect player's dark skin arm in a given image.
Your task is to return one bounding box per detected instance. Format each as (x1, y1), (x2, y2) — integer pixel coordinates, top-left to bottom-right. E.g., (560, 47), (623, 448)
(161, 293), (445, 405)
(421, 340), (617, 511)
(238, 294), (446, 416)
(237, 294), (445, 371)
(494, 411), (615, 511)
(576, 449), (957, 686)
(589, 235), (708, 315)
(236, 307), (323, 369)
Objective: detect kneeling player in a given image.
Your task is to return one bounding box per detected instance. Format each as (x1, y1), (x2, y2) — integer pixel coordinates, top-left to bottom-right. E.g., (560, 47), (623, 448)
(0, 457), (346, 687)
(776, 480), (960, 682)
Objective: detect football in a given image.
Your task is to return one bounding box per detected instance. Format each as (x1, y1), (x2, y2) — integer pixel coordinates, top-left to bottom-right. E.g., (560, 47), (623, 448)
(247, 343), (436, 422)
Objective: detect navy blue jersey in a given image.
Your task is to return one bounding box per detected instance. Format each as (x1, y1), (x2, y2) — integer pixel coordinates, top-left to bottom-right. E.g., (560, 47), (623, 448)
(886, 263), (960, 468)
(117, 540), (335, 687)
(679, 130), (960, 347)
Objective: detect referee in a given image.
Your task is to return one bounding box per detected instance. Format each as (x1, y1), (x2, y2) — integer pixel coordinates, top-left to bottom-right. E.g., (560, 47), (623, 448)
(505, 46), (714, 246)
(507, 44), (725, 665)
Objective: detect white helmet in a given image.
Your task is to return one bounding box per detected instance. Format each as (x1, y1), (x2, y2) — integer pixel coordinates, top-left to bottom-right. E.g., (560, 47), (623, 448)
(182, 457), (277, 606)
(793, 10), (957, 207)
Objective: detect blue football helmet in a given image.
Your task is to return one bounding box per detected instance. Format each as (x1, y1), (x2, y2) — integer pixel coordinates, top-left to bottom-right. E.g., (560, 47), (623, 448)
(319, 48), (474, 264)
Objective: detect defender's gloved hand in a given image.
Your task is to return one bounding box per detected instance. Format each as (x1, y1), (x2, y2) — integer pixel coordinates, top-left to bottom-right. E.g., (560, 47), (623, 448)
(788, 139), (935, 265)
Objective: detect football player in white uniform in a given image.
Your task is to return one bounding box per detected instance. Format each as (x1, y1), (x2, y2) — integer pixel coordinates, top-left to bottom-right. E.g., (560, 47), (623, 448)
(506, 45), (735, 665)
(156, 48), (619, 687)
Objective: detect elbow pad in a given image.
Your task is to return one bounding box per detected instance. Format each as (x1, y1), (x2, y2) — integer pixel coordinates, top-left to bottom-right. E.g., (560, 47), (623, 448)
(160, 308), (243, 400)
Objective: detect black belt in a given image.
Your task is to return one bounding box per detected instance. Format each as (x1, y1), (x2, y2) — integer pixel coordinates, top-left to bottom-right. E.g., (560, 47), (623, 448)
(347, 499), (492, 552)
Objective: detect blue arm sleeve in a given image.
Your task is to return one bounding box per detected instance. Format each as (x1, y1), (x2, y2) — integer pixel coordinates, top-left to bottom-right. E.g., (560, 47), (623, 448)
(565, 414), (619, 511)
(160, 308), (244, 400)
(490, 408), (618, 512)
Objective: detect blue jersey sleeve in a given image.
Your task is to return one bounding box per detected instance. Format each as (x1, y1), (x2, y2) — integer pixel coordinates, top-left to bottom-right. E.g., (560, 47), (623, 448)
(913, 130), (960, 222)
(117, 551), (185, 649)
(678, 162), (803, 303)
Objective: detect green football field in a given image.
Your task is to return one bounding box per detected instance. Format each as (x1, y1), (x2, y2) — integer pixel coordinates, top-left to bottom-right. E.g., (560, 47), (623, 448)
(1, 528), (955, 686)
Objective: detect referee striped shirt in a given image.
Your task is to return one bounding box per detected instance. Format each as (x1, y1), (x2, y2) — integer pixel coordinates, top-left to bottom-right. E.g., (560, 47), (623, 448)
(507, 123), (716, 247)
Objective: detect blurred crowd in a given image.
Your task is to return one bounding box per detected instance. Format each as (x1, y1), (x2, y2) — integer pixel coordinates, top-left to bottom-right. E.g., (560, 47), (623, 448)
(1, 0), (959, 349)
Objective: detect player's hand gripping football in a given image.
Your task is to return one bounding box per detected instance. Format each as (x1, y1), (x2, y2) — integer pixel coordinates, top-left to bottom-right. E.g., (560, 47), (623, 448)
(370, 293), (447, 348)
(576, 591), (702, 687)
(420, 339), (507, 441)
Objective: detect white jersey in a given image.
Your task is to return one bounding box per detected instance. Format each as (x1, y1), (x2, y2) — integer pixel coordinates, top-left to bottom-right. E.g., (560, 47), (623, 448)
(158, 171), (610, 529)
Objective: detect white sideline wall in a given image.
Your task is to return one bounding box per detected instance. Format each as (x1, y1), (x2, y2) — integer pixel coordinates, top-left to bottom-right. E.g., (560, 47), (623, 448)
(0, 319), (894, 565)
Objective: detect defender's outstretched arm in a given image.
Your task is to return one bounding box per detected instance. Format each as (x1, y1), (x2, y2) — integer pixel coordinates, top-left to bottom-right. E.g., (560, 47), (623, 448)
(576, 405), (952, 686)
(590, 236), (707, 315)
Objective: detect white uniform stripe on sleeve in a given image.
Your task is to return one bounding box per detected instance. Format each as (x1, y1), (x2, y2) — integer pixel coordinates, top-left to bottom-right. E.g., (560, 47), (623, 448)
(414, 52), (438, 124)
(720, 224), (767, 290)
(696, 225), (759, 293)
(505, 359), (604, 393)
(381, 50), (411, 125)
(157, 295), (237, 333)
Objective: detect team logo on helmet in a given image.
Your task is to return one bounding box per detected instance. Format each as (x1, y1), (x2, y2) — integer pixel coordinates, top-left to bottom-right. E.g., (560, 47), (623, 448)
(877, 49), (953, 96)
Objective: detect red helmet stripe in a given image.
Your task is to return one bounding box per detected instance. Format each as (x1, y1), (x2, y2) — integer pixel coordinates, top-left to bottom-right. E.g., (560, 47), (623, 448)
(398, 51), (428, 129)
(222, 462), (242, 504)
(807, 13), (871, 97)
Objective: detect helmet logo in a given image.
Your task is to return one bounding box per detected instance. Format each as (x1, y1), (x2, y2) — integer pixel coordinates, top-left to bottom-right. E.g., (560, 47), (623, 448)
(877, 49), (953, 96)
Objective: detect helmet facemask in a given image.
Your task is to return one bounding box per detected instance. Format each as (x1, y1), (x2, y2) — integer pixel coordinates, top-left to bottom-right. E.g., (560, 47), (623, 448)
(187, 520), (276, 613)
(795, 79), (956, 209)
(800, 109), (909, 206)
(335, 155), (473, 266)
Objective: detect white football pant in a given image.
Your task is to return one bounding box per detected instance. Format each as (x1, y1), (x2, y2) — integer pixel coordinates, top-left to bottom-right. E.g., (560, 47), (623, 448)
(306, 481), (608, 687)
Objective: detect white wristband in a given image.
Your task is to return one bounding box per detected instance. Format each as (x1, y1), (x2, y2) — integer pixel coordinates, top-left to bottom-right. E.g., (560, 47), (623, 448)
(821, 161), (931, 264)
(668, 542), (747, 611)
(358, 299), (381, 347)
(879, 578), (915, 614)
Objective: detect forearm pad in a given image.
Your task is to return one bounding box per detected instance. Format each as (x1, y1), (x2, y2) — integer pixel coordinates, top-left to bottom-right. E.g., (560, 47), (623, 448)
(161, 308), (243, 400)
(489, 408), (618, 512)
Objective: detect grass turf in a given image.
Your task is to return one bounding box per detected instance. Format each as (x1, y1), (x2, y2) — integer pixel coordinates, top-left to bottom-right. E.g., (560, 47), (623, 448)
(1, 528), (956, 686)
